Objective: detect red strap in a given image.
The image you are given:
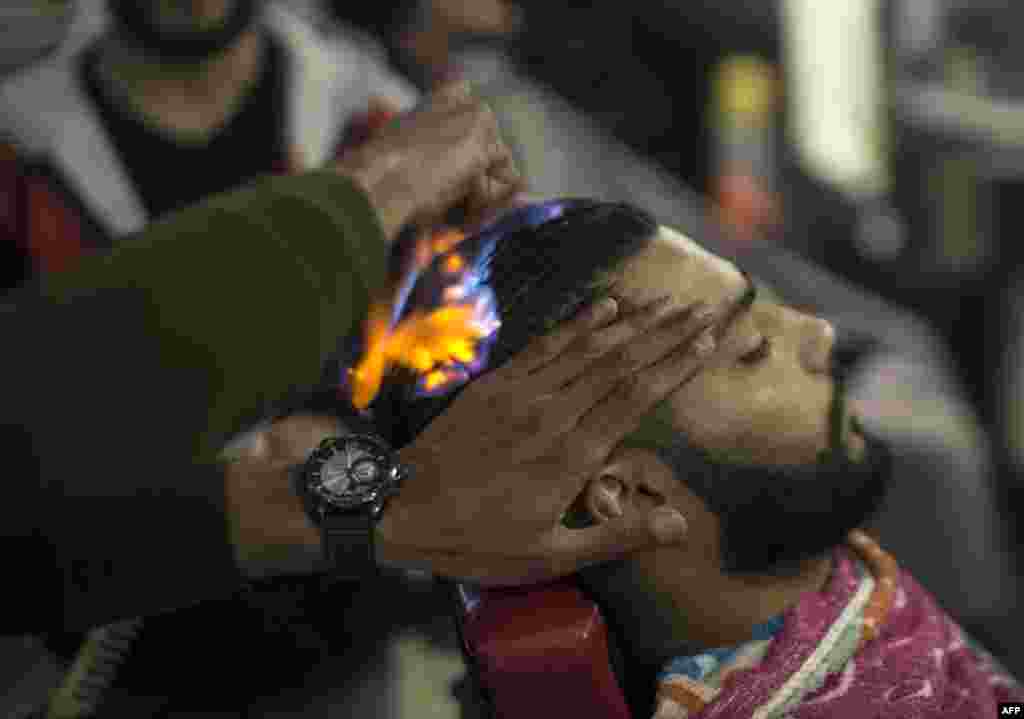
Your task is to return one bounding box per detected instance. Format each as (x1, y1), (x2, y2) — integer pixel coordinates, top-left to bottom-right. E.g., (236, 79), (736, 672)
(458, 580), (632, 719)
(334, 104), (400, 160)
(24, 174), (86, 275)
(0, 143), (23, 244)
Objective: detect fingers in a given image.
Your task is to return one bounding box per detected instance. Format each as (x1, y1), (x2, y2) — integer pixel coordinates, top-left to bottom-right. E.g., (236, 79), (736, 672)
(433, 0), (521, 35)
(461, 155), (525, 227)
(408, 93), (525, 229)
(545, 506), (689, 571)
(489, 297), (622, 382)
(426, 80), (475, 111)
(534, 296), (690, 392)
(575, 310), (722, 450)
(224, 427), (273, 462)
(462, 186), (528, 235)
(403, 504), (688, 584)
(264, 414), (346, 464)
(368, 95), (403, 116)
(556, 301), (718, 429)
(460, 112), (524, 220)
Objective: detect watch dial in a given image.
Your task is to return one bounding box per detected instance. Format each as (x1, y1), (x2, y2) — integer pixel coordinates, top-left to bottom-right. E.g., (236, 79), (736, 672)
(351, 458), (380, 484)
(321, 453), (354, 497)
(317, 444), (385, 501)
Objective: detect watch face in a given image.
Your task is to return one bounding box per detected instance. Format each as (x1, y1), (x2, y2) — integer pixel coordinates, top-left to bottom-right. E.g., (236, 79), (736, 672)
(306, 435), (399, 512)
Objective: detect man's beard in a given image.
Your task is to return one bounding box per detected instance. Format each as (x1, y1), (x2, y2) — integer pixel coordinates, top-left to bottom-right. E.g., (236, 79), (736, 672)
(654, 377), (893, 575)
(107, 0), (258, 64)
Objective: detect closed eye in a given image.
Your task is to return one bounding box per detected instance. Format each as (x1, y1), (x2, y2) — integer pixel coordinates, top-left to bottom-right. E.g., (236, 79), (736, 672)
(739, 336), (772, 365)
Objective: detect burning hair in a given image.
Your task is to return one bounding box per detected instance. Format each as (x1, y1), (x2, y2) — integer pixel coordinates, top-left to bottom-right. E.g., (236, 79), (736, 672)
(372, 200), (658, 447)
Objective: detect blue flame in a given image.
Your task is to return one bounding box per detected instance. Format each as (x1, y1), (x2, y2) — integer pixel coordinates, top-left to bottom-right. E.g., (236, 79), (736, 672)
(412, 231), (502, 398)
(347, 199), (586, 401)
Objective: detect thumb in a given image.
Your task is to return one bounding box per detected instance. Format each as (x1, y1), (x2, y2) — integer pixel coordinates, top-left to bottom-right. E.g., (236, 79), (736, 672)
(264, 414), (345, 464)
(368, 94), (403, 116)
(550, 507), (688, 570)
(428, 79), (474, 109)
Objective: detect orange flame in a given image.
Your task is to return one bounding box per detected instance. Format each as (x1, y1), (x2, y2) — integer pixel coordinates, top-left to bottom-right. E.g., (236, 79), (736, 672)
(444, 254), (465, 273)
(407, 228), (464, 273)
(350, 303), (486, 409)
(432, 228), (465, 255)
(350, 230), (493, 409)
(349, 299), (394, 410)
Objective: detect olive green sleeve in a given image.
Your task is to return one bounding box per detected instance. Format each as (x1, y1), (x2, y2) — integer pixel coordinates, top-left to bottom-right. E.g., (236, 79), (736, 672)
(0, 171), (387, 632)
(43, 170), (387, 460)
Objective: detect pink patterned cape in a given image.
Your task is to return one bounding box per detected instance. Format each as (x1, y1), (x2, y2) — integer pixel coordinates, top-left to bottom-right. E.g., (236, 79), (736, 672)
(655, 548), (1024, 719)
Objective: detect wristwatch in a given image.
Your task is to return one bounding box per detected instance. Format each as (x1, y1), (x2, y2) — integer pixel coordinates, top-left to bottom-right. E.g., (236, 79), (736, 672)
(294, 434), (411, 579)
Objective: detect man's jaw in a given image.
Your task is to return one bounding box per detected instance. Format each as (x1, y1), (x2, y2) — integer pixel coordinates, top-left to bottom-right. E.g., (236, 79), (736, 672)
(108, 0), (258, 65)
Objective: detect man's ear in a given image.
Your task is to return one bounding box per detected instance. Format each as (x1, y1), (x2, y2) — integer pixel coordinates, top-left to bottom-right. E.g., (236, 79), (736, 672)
(583, 452), (672, 524)
(583, 475), (627, 523)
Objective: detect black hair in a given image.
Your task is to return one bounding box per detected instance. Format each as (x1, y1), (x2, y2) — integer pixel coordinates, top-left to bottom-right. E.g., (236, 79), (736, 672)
(370, 200), (659, 448)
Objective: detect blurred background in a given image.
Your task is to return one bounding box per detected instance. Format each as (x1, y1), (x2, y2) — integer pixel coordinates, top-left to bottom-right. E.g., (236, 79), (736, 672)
(2, 0), (1023, 716)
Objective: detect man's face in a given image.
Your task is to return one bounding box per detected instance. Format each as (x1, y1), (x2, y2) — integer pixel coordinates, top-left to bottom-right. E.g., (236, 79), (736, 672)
(617, 226), (859, 466)
(580, 226), (890, 577)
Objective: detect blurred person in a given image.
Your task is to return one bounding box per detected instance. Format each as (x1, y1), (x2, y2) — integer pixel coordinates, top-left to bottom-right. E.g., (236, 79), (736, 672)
(0, 0), (77, 76)
(0, 0), (417, 294)
(313, 198), (1023, 718)
(397, 0), (521, 86)
(0, 0), (418, 711)
(321, 0), (521, 89)
(509, 1), (781, 196)
(2, 93), (712, 717)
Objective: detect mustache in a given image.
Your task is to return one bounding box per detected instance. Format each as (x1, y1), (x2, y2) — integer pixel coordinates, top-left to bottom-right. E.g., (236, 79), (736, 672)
(829, 329), (879, 382)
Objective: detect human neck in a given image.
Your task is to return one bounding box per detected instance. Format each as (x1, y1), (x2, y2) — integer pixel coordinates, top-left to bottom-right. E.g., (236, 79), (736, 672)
(603, 552), (834, 665)
(672, 554), (833, 649)
(96, 25), (265, 141)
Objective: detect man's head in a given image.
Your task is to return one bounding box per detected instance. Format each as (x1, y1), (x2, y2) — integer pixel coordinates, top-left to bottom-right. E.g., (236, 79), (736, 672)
(107, 0), (259, 63)
(370, 200), (890, 580)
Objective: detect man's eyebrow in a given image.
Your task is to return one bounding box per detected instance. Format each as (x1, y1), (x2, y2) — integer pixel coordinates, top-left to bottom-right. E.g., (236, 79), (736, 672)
(738, 271), (758, 310)
(717, 270), (758, 338)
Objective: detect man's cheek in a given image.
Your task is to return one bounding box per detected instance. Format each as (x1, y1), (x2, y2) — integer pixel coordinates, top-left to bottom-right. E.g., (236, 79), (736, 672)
(675, 408), (742, 450)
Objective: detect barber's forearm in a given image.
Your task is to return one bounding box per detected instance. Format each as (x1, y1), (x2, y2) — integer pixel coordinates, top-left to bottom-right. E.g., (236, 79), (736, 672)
(40, 172), (387, 459)
(223, 459), (325, 579)
(222, 413), (365, 579)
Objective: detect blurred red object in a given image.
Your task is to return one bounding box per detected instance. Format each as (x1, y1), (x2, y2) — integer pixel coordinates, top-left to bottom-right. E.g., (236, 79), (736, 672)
(336, 96), (401, 154)
(455, 579), (632, 719)
(713, 170), (782, 246)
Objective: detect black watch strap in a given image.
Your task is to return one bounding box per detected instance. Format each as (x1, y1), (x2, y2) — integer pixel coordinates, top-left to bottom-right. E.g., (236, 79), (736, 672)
(321, 512), (378, 580)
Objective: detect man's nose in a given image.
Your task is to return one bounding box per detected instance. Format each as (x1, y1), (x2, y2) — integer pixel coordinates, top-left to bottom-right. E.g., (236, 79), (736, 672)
(800, 317), (836, 374)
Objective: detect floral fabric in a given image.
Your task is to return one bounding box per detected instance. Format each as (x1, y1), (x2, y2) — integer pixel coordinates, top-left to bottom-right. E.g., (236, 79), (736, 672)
(653, 535), (1024, 719)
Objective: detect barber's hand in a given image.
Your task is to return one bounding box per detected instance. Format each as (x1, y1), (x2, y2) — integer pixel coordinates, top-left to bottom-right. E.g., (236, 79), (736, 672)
(224, 415), (356, 579)
(334, 81), (524, 242)
(378, 296), (722, 586)
(429, 0), (521, 37)
(225, 300), (721, 583)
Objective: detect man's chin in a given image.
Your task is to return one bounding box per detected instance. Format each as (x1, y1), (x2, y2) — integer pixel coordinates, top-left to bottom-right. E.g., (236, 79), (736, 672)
(109, 0), (258, 64)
